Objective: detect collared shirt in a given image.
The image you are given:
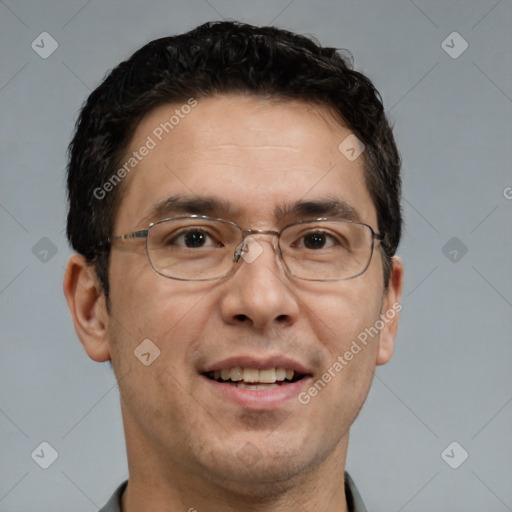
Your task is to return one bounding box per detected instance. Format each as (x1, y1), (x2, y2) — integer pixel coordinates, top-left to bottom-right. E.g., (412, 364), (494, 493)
(98, 472), (368, 511)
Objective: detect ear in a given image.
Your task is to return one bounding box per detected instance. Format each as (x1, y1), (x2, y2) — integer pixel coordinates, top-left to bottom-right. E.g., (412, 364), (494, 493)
(63, 254), (111, 362)
(376, 256), (403, 366)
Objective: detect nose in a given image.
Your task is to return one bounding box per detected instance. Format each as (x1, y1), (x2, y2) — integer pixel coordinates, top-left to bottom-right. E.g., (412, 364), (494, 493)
(219, 235), (300, 330)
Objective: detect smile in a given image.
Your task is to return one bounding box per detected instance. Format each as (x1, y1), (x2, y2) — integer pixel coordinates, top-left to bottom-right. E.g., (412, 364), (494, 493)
(204, 367), (304, 389)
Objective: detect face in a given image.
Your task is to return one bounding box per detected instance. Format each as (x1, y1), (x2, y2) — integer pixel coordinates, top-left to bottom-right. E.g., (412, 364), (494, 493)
(102, 95), (401, 493)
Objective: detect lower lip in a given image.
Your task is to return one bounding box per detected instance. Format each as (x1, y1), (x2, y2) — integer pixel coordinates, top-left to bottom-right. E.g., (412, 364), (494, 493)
(201, 375), (310, 410)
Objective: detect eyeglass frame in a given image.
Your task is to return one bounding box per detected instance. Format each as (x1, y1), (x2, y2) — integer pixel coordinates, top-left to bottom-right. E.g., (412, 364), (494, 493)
(107, 214), (385, 282)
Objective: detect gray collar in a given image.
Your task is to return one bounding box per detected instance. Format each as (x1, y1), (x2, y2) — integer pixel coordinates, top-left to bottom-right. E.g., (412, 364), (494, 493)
(99, 472), (367, 512)
(345, 471), (368, 512)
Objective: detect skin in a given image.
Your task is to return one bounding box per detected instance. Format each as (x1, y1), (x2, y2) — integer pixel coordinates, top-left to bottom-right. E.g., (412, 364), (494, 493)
(64, 94), (403, 512)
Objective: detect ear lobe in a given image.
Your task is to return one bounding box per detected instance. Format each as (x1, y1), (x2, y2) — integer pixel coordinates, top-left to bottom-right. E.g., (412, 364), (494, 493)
(376, 256), (404, 366)
(63, 254), (111, 362)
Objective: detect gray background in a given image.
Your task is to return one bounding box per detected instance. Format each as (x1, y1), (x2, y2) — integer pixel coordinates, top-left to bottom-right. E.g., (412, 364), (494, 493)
(1, 1), (511, 510)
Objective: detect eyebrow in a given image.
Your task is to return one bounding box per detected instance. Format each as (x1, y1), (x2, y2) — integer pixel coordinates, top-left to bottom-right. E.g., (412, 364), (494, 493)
(142, 195), (241, 224)
(275, 198), (361, 223)
(141, 194), (361, 226)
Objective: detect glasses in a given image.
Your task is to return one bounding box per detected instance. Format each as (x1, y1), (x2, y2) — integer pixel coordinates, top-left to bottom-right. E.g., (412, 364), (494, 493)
(109, 215), (384, 282)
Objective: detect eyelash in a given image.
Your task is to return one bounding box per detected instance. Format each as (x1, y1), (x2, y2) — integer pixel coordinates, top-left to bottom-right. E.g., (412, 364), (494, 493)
(167, 228), (345, 250)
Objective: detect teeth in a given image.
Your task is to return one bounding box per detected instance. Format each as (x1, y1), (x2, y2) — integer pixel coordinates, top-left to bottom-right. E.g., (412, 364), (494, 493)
(275, 368), (286, 381)
(259, 368), (276, 383)
(243, 368), (259, 383)
(230, 367), (243, 381)
(210, 367), (297, 383)
(236, 383), (279, 390)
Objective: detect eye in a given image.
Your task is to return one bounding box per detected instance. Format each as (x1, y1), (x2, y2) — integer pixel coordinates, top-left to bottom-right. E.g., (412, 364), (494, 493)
(169, 228), (221, 248)
(296, 231), (338, 250)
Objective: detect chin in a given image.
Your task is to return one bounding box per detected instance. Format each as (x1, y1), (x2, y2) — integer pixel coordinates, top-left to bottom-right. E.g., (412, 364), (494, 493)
(199, 439), (323, 498)
(207, 461), (305, 499)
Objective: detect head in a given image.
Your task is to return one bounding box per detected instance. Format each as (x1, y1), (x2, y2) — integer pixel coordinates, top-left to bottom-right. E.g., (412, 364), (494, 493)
(64, 21), (403, 502)
(67, 21), (401, 300)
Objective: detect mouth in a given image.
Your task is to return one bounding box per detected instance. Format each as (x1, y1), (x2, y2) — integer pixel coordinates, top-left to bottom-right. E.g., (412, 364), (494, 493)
(200, 355), (313, 409)
(203, 367), (306, 390)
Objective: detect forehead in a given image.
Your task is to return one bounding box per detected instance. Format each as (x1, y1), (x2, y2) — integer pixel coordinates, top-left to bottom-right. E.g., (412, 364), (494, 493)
(113, 94), (376, 231)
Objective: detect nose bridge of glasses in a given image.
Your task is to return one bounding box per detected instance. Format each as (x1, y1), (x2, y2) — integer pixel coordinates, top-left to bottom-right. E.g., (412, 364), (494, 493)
(233, 229), (281, 263)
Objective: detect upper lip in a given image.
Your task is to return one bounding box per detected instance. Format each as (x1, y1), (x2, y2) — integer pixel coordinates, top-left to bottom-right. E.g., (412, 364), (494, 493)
(201, 355), (312, 375)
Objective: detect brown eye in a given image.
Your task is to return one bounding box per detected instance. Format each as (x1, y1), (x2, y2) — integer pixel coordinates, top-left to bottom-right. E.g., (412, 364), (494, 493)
(167, 229), (219, 248)
(303, 232), (328, 249)
(296, 230), (338, 250)
(183, 230), (208, 247)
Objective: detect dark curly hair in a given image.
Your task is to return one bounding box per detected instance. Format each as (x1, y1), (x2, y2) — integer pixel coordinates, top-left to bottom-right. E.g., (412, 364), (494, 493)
(67, 21), (401, 298)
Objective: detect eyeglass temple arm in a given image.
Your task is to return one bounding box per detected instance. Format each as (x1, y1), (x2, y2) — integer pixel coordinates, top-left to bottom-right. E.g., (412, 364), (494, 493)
(109, 230), (149, 243)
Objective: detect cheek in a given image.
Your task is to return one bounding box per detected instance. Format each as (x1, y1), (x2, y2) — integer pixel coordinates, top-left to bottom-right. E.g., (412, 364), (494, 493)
(105, 276), (215, 423)
(304, 279), (383, 358)
(107, 259), (214, 370)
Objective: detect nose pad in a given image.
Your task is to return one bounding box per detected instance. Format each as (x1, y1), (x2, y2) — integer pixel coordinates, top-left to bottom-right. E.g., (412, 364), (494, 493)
(233, 236), (264, 264)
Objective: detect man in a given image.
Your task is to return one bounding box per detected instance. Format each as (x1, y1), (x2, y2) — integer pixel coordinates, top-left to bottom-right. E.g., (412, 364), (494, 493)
(63, 21), (403, 512)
